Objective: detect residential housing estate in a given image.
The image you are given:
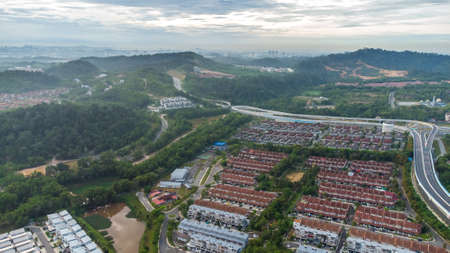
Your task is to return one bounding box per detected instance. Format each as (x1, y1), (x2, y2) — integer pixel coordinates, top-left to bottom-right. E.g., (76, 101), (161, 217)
(46, 210), (102, 253)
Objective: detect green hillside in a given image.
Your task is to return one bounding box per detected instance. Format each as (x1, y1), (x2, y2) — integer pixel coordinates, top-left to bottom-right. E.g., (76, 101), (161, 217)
(46, 60), (100, 80)
(83, 52), (219, 72)
(0, 70), (62, 93)
(0, 103), (158, 168)
(297, 48), (450, 79)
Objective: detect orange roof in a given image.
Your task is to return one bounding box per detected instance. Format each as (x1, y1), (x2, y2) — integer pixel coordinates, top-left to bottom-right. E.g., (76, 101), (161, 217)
(348, 228), (447, 253)
(294, 217), (343, 234)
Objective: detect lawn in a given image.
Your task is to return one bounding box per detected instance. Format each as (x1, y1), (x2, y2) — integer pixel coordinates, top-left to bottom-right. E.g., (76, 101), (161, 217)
(84, 214), (112, 230)
(67, 177), (119, 195)
(302, 90), (321, 96)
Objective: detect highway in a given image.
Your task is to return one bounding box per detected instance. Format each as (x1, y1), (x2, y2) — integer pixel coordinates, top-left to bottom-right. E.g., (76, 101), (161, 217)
(232, 105), (450, 225)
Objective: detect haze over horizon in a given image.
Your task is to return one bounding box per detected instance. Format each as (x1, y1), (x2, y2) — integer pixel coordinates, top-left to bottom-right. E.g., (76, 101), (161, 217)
(1, 0), (450, 54)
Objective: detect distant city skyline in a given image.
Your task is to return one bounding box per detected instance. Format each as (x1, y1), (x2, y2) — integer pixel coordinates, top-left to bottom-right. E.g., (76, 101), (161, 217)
(1, 0), (450, 54)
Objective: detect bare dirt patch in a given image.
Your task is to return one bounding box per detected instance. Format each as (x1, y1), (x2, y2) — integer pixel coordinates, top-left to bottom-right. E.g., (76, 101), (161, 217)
(286, 171), (304, 183)
(18, 165), (47, 176)
(105, 205), (146, 253)
(167, 70), (186, 81)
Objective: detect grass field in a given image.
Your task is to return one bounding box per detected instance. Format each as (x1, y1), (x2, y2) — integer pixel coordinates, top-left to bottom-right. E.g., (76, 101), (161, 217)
(67, 177), (119, 194)
(302, 90), (321, 96)
(84, 214), (112, 230)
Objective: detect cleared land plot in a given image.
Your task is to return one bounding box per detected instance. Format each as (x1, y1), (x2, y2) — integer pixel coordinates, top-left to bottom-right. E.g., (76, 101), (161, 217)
(84, 214), (112, 230)
(167, 70), (186, 80)
(18, 165), (46, 176)
(286, 171), (304, 183)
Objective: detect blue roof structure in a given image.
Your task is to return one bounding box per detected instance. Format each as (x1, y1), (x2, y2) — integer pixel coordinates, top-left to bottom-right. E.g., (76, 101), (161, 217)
(213, 142), (227, 146)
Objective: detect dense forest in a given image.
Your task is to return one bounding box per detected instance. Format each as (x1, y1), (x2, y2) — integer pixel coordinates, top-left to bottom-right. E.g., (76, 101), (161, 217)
(0, 70), (62, 93)
(0, 103), (159, 169)
(46, 60), (100, 80)
(82, 52), (221, 73)
(0, 113), (251, 229)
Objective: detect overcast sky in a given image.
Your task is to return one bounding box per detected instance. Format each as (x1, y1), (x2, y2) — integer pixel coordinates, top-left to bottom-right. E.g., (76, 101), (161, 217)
(1, 0), (450, 54)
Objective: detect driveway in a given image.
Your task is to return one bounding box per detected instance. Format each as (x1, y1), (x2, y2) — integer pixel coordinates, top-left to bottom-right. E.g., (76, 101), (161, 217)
(136, 191), (154, 212)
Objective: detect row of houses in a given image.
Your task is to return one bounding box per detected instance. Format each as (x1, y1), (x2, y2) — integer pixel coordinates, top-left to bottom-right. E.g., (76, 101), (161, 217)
(293, 216), (445, 253)
(306, 156), (394, 177)
(353, 206), (422, 236)
(47, 210), (102, 253)
(237, 149), (288, 163)
(349, 160), (393, 176)
(221, 149), (287, 187)
(209, 184), (277, 209)
(159, 97), (194, 110)
(0, 228), (40, 253)
(188, 200), (250, 229)
(296, 195), (421, 236)
(234, 120), (405, 151)
(296, 195), (352, 222)
(306, 156), (348, 170)
(319, 182), (398, 206)
(343, 227), (446, 253)
(317, 170), (390, 188)
(221, 173), (256, 187)
(227, 157), (274, 174)
(177, 219), (248, 253)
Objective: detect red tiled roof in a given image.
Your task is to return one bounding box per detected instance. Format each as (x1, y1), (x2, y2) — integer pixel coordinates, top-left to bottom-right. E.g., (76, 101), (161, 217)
(294, 216), (343, 234)
(318, 170), (389, 187)
(296, 195), (352, 220)
(348, 228), (446, 253)
(194, 200), (250, 216)
(353, 206), (421, 235)
(221, 173), (256, 186)
(319, 182), (397, 206)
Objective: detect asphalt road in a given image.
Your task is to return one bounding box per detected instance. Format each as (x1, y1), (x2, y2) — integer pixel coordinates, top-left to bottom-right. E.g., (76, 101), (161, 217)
(413, 128), (450, 220)
(436, 138), (447, 157)
(154, 114), (169, 142)
(159, 215), (185, 253)
(28, 226), (54, 253)
(136, 191), (154, 212)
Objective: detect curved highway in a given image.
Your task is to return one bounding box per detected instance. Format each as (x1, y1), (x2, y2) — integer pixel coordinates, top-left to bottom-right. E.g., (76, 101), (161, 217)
(232, 105), (450, 224)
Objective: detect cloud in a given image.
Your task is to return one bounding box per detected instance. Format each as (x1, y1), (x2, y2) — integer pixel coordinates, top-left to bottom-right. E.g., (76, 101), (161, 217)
(0, 0), (449, 52)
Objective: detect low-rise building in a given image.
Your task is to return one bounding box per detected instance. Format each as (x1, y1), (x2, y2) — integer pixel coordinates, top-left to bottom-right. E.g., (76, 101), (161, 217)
(317, 170), (389, 188)
(296, 195), (352, 222)
(188, 200), (249, 229)
(177, 219), (248, 253)
(296, 245), (333, 253)
(343, 228), (446, 253)
(170, 167), (189, 182)
(293, 217), (344, 250)
(319, 182), (397, 206)
(221, 172), (255, 187)
(158, 181), (182, 189)
(353, 206), (421, 235)
(0, 228), (40, 253)
(209, 184), (277, 209)
(46, 210), (102, 253)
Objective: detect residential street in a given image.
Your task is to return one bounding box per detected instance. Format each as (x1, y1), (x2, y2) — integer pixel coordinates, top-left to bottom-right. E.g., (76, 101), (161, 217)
(28, 226), (55, 253)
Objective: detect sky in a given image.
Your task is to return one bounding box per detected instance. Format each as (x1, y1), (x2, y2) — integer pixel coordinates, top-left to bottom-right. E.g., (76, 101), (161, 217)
(1, 0), (450, 54)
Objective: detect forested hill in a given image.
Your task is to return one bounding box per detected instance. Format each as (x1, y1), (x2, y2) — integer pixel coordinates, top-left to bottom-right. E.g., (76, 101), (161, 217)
(82, 52), (221, 72)
(0, 103), (158, 169)
(46, 60), (100, 80)
(297, 48), (450, 79)
(0, 70), (61, 93)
